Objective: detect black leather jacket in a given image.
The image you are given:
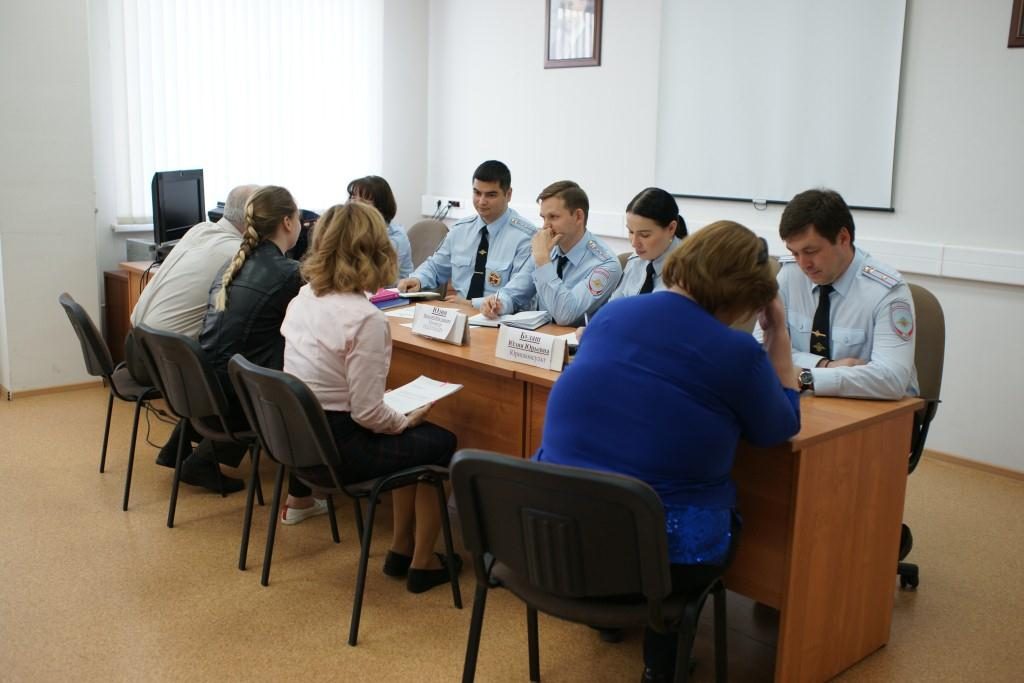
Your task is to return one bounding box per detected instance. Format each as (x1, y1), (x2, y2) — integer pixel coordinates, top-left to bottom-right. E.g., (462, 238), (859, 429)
(199, 241), (303, 393)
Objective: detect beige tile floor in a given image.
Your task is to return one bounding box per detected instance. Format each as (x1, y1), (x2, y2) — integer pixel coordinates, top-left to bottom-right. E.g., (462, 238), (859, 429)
(1, 387), (1022, 681)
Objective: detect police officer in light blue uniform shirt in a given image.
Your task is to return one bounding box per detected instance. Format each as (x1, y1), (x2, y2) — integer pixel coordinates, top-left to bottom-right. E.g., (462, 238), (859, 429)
(398, 160), (536, 308)
(387, 221), (414, 280)
(609, 187), (687, 302)
(611, 237), (682, 301)
(754, 188), (918, 400)
(482, 181), (621, 326)
(346, 175), (413, 282)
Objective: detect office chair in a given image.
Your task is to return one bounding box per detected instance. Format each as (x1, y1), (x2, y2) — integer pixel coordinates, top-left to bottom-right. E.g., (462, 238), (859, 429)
(58, 293), (160, 511)
(132, 325), (263, 531)
(407, 219), (449, 268)
(617, 251), (631, 271)
(898, 283), (946, 589)
(451, 449), (728, 683)
(227, 354), (462, 646)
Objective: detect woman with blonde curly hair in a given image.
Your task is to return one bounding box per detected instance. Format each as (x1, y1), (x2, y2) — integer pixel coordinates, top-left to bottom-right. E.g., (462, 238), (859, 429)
(535, 221), (801, 681)
(281, 202), (460, 594)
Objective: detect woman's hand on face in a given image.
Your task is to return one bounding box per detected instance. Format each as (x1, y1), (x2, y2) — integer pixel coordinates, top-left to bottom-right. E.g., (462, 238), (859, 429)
(757, 294), (787, 332)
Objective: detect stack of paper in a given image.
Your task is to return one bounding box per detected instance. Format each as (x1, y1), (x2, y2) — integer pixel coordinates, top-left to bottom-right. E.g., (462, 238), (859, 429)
(468, 310), (552, 330)
(383, 376), (463, 414)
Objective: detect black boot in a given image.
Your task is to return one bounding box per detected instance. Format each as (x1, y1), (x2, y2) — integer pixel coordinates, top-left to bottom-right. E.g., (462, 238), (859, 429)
(179, 449), (244, 493)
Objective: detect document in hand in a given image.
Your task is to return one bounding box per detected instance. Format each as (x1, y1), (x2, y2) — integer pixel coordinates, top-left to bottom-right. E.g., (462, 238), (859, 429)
(383, 375), (463, 414)
(468, 310), (552, 330)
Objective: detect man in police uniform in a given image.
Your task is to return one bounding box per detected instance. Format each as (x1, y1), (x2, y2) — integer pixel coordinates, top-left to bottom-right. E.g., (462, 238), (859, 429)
(397, 160), (535, 309)
(480, 180), (621, 326)
(762, 188), (919, 399)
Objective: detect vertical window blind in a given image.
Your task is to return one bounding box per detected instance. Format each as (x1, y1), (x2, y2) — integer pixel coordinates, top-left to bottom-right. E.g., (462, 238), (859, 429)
(104, 0), (383, 223)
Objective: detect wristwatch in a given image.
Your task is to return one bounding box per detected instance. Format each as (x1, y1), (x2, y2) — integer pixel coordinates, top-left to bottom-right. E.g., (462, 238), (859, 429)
(799, 368), (815, 392)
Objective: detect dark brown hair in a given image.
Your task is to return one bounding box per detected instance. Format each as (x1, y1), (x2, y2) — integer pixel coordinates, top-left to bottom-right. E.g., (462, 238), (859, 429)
(347, 175), (397, 224)
(536, 180), (589, 225)
(779, 188), (855, 245)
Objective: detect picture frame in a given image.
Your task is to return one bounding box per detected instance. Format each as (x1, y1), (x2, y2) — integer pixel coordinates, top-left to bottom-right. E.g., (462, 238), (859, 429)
(545, 0), (603, 68)
(1011, 0), (1024, 48)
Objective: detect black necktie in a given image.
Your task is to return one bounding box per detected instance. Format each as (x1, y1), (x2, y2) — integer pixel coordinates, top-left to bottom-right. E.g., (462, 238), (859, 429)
(811, 284), (834, 359)
(638, 262), (656, 294)
(467, 226), (489, 299)
(556, 255), (570, 279)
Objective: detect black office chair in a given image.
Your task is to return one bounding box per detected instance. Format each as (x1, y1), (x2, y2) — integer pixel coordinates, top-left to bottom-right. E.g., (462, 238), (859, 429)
(227, 354), (462, 646)
(898, 283), (946, 589)
(451, 449), (728, 683)
(58, 293), (160, 511)
(132, 325), (262, 531)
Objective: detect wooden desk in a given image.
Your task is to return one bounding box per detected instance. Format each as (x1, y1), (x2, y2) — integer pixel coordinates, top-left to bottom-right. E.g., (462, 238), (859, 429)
(385, 306), (921, 682)
(103, 261), (158, 361)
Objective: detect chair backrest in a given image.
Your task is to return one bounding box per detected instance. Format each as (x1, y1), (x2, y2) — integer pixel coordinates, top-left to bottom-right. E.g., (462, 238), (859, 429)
(228, 354), (344, 484)
(908, 283), (945, 402)
(134, 324), (233, 437)
(407, 219), (449, 268)
(906, 283), (945, 472)
(58, 292), (115, 379)
(617, 251), (631, 271)
(450, 449), (673, 601)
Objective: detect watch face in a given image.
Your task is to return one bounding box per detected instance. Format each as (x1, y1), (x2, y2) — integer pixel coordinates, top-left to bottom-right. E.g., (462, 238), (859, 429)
(800, 369), (814, 387)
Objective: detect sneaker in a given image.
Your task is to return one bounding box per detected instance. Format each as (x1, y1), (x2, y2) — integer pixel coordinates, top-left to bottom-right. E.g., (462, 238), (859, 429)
(406, 553), (463, 594)
(280, 498), (329, 526)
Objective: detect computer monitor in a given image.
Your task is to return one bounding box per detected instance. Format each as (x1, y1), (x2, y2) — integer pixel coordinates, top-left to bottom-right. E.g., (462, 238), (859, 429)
(151, 169), (205, 245)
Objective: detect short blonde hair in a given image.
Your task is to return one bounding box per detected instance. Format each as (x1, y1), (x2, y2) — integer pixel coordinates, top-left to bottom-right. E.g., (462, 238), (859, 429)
(301, 202), (397, 295)
(662, 220), (777, 317)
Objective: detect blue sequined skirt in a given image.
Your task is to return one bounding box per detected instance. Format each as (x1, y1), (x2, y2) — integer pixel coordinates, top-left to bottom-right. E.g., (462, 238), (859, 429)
(664, 504), (735, 565)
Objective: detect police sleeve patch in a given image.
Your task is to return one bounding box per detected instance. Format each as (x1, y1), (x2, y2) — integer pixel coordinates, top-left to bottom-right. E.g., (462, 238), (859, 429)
(588, 266), (612, 296)
(889, 300), (914, 340)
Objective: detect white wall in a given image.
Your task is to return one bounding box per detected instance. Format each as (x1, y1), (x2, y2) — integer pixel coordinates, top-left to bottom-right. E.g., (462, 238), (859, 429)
(427, 0), (661, 226)
(425, 0), (1024, 472)
(0, 0), (99, 393)
(381, 0), (430, 230)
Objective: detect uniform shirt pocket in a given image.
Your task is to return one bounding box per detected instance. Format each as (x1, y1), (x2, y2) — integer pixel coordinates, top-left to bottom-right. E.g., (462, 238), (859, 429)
(831, 326), (867, 360)
(484, 259), (512, 289)
(787, 310), (812, 351)
(451, 254), (475, 285)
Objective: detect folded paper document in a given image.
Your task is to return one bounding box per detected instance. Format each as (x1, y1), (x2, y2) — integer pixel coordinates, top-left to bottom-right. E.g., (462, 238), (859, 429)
(468, 311), (552, 330)
(383, 376), (463, 414)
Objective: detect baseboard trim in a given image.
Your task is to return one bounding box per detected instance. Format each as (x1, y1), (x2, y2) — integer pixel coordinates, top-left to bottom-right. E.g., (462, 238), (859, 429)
(4, 380), (103, 400)
(924, 449), (1024, 482)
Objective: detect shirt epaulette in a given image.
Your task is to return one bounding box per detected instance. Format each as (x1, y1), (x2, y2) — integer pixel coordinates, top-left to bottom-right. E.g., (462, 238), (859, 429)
(508, 215), (537, 234)
(860, 263), (901, 289)
(452, 215), (477, 228)
(585, 239), (611, 261)
(777, 254), (796, 264)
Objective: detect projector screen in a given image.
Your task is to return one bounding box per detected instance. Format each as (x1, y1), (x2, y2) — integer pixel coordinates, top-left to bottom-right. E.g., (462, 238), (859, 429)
(655, 0), (906, 210)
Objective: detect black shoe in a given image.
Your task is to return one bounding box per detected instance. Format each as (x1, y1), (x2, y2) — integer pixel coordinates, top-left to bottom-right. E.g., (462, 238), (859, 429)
(599, 627), (624, 643)
(156, 446), (194, 469)
(179, 452), (245, 493)
(406, 553), (463, 594)
(383, 550), (413, 578)
(640, 667), (671, 683)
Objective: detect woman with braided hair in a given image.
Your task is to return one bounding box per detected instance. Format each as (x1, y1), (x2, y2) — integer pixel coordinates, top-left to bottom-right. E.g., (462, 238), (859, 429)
(173, 185), (305, 493)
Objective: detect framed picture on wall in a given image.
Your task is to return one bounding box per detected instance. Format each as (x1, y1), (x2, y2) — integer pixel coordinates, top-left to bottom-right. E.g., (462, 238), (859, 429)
(1011, 0), (1024, 47)
(545, 0), (603, 68)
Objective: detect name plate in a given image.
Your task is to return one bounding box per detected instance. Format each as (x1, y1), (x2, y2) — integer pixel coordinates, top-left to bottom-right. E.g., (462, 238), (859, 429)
(495, 326), (566, 371)
(411, 304), (469, 345)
